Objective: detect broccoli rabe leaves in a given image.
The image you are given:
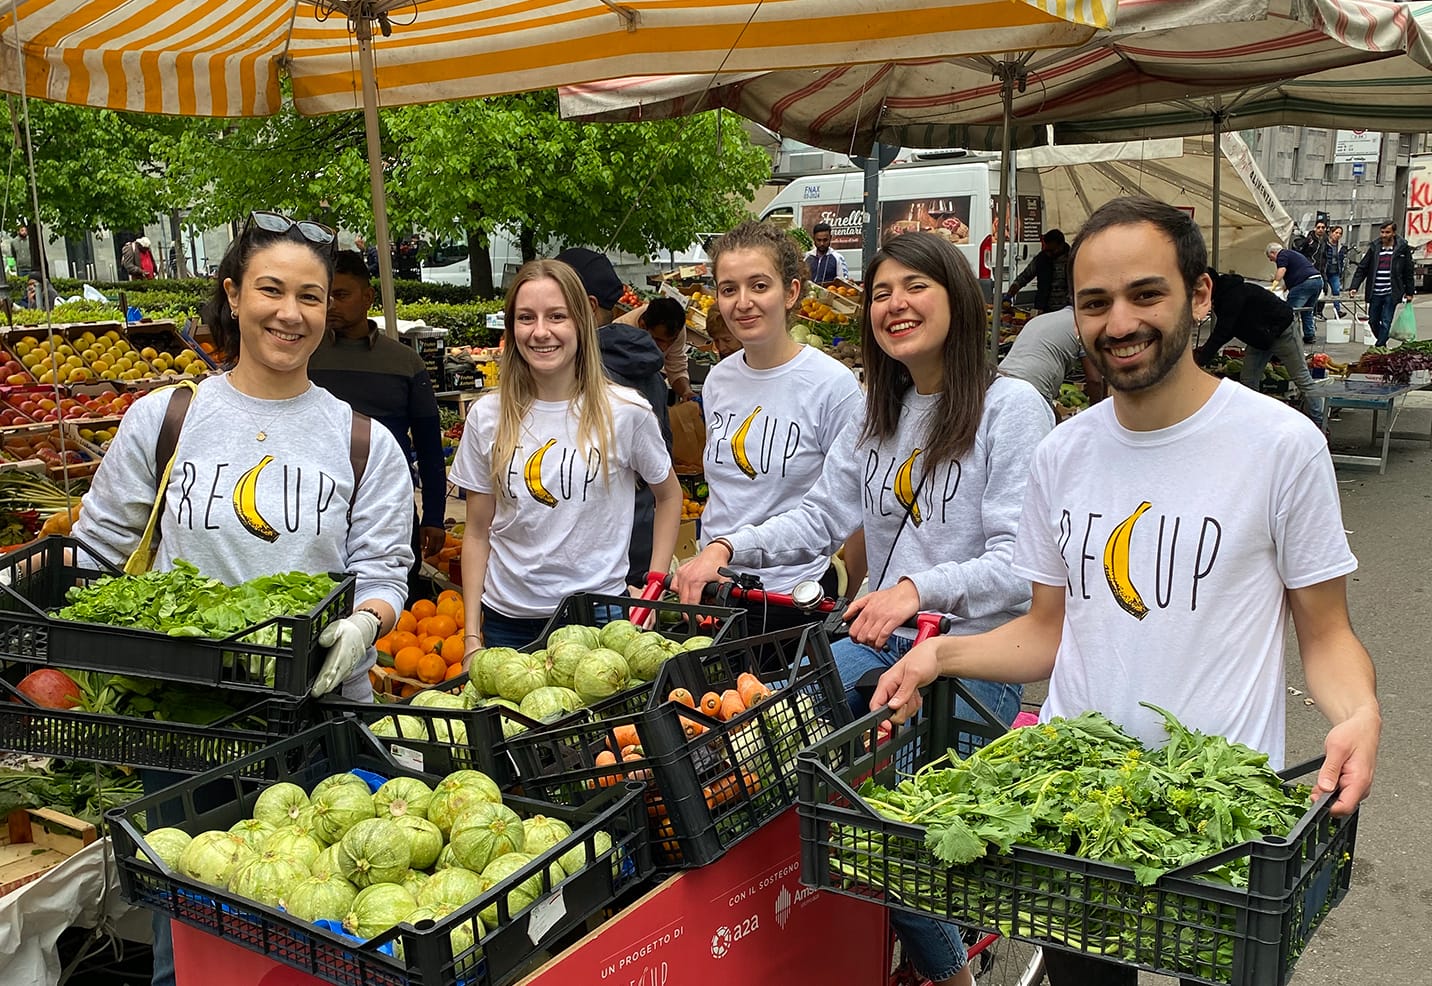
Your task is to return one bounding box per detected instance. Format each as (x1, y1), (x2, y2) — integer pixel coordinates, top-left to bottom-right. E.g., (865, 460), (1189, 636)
(859, 703), (1309, 886)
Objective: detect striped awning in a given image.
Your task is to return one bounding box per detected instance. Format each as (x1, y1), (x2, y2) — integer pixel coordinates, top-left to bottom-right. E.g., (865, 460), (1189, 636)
(0, 0), (1113, 118)
(560, 0), (1432, 151)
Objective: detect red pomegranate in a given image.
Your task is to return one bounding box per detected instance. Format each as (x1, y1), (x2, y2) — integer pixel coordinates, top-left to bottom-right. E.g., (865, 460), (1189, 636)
(16, 669), (82, 709)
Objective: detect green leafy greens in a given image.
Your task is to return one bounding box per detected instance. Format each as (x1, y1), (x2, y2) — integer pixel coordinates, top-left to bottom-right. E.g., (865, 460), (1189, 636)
(56, 562), (336, 641)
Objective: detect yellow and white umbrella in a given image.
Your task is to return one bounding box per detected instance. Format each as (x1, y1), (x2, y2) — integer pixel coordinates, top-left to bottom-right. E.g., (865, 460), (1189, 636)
(1, 0), (1113, 329)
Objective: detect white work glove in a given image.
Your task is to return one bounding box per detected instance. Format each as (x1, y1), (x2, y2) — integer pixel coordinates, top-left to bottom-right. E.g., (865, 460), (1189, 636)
(313, 610), (382, 698)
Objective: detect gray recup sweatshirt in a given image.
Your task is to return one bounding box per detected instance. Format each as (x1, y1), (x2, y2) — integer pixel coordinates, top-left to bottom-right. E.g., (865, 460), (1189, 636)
(73, 375), (415, 697)
(724, 375), (1054, 636)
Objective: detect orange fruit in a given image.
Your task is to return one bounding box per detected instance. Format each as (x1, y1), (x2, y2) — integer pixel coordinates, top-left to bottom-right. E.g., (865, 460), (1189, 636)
(399, 683), (420, 698)
(444, 660), (466, 681)
(419, 634), (444, 654)
(416, 652), (447, 684)
(410, 599), (438, 620)
(388, 630), (419, 654)
(437, 589), (462, 605)
(440, 635), (467, 665)
(395, 610), (417, 634)
(393, 646), (424, 679)
(422, 614), (458, 639)
(374, 634), (395, 656)
(435, 597), (463, 621)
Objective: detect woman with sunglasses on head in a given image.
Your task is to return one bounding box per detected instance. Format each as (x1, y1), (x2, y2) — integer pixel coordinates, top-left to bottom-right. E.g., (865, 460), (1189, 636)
(75, 214), (417, 986)
(75, 211), (415, 700)
(674, 232), (1053, 986)
(449, 259), (680, 652)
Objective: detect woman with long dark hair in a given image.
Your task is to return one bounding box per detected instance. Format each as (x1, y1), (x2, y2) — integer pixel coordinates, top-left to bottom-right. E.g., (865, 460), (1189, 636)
(675, 231), (1053, 986)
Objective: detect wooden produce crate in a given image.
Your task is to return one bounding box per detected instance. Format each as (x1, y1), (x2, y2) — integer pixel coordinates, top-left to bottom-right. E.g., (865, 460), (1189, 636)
(125, 321), (210, 382)
(0, 806), (98, 897)
(0, 423), (106, 479)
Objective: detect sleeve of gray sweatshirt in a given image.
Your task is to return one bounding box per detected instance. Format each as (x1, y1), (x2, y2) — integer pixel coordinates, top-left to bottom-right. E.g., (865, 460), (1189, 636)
(905, 380), (1054, 622)
(723, 418), (864, 570)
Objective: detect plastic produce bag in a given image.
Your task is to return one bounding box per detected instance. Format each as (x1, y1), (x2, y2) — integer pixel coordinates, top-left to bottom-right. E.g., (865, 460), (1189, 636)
(81, 283), (109, 303)
(1390, 303), (1418, 343)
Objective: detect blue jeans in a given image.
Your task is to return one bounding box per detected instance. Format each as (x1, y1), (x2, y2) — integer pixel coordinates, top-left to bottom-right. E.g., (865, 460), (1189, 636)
(1286, 275), (1323, 342)
(480, 602), (625, 650)
(479, 602), (550, 650)
(831, 634), (1024, 981)
(1237, 318), (1324, 426)
(1324, 273), (1344, 317)
(1367, 292), (1399, 347)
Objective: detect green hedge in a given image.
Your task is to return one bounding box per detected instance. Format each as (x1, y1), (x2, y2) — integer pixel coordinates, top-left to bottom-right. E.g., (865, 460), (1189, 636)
(6, 275), (485, 308)
(3, 292), (503, 347)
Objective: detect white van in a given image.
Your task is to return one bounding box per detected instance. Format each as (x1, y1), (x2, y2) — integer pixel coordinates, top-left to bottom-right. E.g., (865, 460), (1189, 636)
(759, 154), (1044, 281)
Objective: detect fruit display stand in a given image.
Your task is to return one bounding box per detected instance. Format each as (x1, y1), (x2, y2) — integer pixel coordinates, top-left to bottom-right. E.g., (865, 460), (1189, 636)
(516, 808), (886, 986)
(124, 320), (213, 381)
(111, 720), (653, 986)
(0, 422), (106, 479)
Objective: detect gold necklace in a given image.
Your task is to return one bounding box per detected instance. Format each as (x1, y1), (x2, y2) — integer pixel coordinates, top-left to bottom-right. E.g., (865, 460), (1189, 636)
(225, 373), (283, 441)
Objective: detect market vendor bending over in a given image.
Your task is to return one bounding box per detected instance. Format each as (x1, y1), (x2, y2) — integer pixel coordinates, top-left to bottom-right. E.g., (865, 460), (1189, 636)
(875, 196), (1380, 986)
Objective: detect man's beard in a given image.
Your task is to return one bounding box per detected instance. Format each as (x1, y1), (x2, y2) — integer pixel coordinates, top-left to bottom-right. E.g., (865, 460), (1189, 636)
(1088, 304), (1195, 394)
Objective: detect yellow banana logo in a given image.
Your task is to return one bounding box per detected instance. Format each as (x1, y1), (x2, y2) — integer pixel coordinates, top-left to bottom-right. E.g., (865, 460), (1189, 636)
(524, 438), (559, 508)
(731, 406), (762, 480)
(1103, 501), (1153, 620)
(893, 447), (923, 526)
(232, 455), (280, 543)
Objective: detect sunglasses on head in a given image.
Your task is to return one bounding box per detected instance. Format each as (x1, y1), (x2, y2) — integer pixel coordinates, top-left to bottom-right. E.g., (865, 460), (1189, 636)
(244, 211), (336, 251)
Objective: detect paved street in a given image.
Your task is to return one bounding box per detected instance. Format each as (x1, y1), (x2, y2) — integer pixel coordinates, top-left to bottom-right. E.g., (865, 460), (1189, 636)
(1283, 297), (1432, 985)
(1123, 298), (1432, 985)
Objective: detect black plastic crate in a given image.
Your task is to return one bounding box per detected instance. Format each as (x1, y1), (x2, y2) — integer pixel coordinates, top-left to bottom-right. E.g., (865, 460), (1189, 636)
(108, 719), (652, 986)
(504, 623), (851, 868)
(0, 663), (314, 774)
(0, 535), (354, 697)
(319, 695), (563, 788)
(532, 590), (748, 652)
(796, 678), (1358, 986)
(376, 591), (749, 782)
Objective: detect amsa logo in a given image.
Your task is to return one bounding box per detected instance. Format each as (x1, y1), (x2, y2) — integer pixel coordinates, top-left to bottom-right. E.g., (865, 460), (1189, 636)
(774, 884), (817, 929)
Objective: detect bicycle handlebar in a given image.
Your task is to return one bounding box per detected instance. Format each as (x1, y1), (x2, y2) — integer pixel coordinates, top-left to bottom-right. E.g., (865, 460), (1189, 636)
(642, 569), (952, 641)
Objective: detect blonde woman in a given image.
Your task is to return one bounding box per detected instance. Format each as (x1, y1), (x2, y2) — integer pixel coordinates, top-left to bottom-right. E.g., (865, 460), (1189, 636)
(449, 259), (680, 650)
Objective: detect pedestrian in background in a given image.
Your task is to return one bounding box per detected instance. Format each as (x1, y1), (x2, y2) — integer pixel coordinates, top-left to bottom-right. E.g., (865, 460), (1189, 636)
(1325, 225), (1348, 318)
(309, 250), (449, 601)
(121, 236), (159, 280)
(1349, 220), (1415, 347)
(1004, 228), (1071, 314)
(1266, 241), (1322, 345)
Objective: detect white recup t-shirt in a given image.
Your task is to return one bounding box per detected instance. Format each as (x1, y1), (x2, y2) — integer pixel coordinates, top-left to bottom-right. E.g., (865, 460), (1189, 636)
(700, 345), (863, 591)
(449, 387), (672, 618)
(1012, 380), (1357, 766)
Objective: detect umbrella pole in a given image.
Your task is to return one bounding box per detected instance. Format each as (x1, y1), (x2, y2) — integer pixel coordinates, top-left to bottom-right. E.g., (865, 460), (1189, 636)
(988, 61), (1018, 362)
(1210, 109), (1224, 268)
(355, 15), (399, 339)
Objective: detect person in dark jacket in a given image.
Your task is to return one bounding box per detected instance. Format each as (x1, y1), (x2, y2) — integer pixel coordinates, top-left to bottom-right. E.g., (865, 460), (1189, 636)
(556, 247), (673, 589)
(1195, 268), (1322, 423)
(309, 250), (448, 600)
(1349, 220), (1415, 347)
(1004, 228), (1070, 313)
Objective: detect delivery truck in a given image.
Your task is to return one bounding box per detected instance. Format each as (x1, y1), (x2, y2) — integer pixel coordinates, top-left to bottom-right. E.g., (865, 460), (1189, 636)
(759, 152), (1044, 282)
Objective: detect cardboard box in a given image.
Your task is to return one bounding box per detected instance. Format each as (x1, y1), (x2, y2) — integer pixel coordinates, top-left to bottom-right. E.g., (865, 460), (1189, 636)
(169, 810), (885, 986)
(0, 807), (98, 897)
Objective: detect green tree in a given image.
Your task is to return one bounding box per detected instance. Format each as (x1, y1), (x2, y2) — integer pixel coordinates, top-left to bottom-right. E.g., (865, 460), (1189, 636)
(1, 97), (185, 245)
(386, 92), (771, 294)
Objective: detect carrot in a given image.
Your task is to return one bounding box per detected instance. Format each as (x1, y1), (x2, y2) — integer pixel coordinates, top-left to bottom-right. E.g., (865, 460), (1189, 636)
(610, 723), (640, 751)
(668, 687), (696, 708)
(703, 771), (749, 808)
(623, 749), (651, 781)
(718, 689), (746, 722)
(594, 749), (621, 788)
(699, 692), (722, 717)
(679, 715), (707, 739)
(620, 743), (643, 759)
(736, 674), (771, 708)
